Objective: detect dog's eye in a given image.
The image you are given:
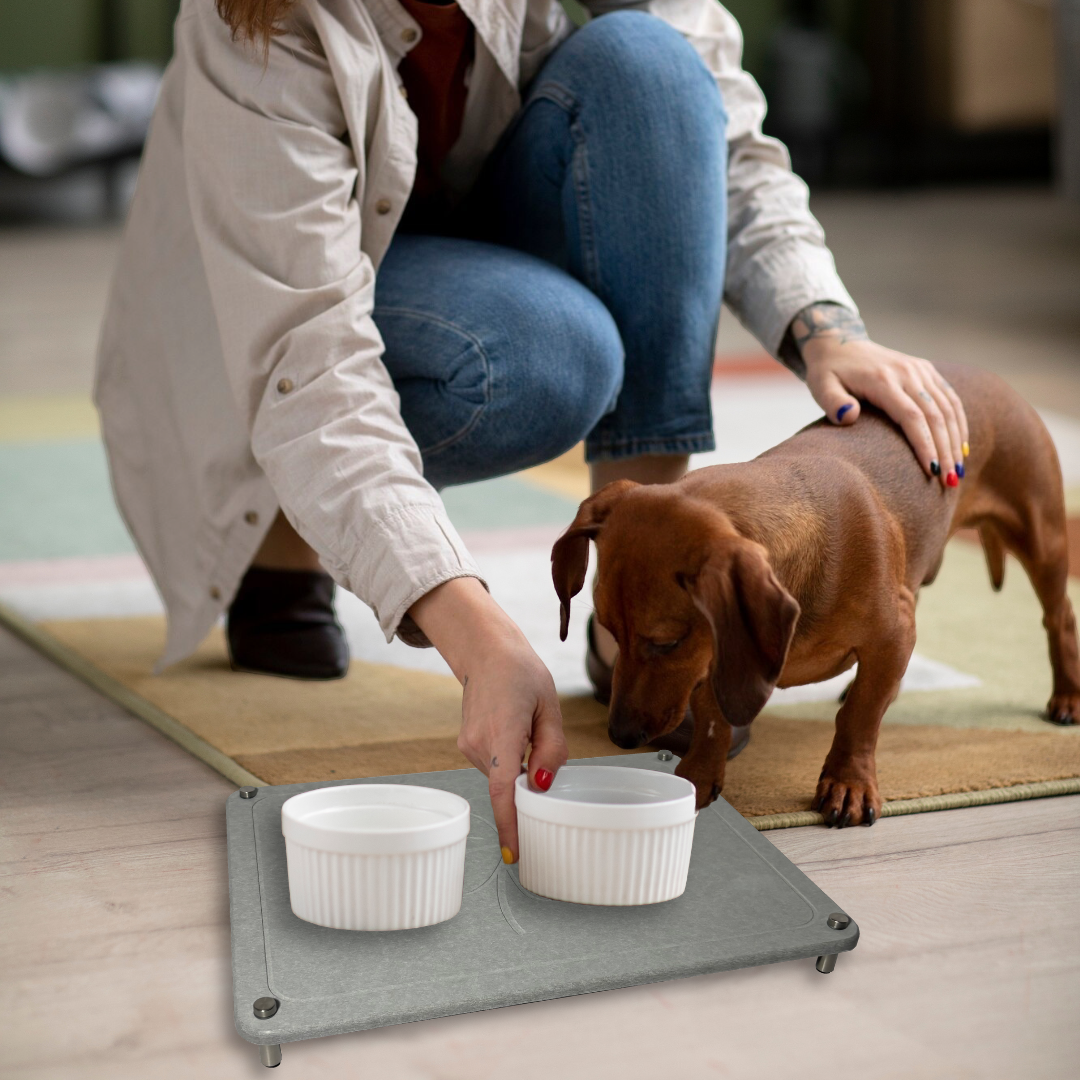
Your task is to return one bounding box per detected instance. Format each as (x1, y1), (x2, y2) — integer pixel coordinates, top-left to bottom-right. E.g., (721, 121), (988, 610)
(649, 639), (683, 656)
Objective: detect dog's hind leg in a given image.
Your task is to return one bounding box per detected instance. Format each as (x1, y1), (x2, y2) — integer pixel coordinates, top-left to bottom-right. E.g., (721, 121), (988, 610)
(968, 404), (1080, 722)
(813, 587), (917, 827)
(1001, 514), (1080, 726)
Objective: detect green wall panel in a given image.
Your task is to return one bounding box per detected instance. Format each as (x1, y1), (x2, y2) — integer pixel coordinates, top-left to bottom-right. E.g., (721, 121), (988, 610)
(0, 0), (103, 71)
(0, 0), (180, 72)
(112, 0), (181, 63)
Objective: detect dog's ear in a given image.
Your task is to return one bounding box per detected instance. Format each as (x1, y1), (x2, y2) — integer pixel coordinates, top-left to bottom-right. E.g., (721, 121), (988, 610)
(687, 542), (800, 726)
(551, 480), (638, 641)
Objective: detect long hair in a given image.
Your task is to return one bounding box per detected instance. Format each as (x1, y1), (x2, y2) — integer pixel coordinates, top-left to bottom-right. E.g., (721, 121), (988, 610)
(215, 0), (297, 51)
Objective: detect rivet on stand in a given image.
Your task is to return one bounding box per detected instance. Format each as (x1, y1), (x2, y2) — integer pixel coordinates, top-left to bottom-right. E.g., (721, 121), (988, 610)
(239, 787), (258, 799)
(657, 750), (673, 762)
(827, 912), (851, 930)
(253, 997), (279, 1019)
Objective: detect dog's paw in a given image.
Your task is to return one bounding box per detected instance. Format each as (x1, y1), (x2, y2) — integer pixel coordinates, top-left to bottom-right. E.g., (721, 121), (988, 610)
(811, 771), (881, 828)
(1047, 693), (1080, 726)
(690, 781), (722, 810)
(674, 759), (723, 810)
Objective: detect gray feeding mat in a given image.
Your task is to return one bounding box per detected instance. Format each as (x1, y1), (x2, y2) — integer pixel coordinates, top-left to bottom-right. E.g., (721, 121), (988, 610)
(227, 753), (858, 1067)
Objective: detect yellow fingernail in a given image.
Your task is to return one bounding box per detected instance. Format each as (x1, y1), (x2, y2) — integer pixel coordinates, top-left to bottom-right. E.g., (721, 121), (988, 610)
(962, 441), (970, 457)
(501, 846), (515, 865)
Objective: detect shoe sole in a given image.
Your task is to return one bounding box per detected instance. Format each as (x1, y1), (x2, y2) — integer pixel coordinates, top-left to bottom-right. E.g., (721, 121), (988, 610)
(228, 659), (349, 682)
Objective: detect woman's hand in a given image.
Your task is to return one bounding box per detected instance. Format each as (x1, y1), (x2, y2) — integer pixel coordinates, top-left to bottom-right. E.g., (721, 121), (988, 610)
(785, 303), (970, 487)
(408, 576), (568, 863)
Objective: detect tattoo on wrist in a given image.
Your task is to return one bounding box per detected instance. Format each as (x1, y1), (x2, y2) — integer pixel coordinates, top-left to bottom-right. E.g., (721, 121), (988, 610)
(793, 302), (868, 349)
(778, 302), (868, 377)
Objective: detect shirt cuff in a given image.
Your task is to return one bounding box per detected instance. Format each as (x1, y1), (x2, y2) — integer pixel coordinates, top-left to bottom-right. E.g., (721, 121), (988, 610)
(343, 502), (487, 648)
(728, 239), (860, 362)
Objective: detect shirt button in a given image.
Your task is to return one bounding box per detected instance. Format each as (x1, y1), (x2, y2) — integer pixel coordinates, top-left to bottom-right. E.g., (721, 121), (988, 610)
(209, 586), (221, 601)
(244, 511), (259, 525)
(401, 27), (418, 44)
(276, 377), (294, 394)
(375, 198), (392, 215)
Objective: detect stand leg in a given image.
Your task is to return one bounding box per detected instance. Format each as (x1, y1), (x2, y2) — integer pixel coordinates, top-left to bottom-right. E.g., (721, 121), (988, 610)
(816, 953), (838, 974)
(260, 1044), (282, 1068)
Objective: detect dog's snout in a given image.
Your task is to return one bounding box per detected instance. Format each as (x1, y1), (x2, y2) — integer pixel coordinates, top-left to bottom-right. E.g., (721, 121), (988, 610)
(608, 726), (646, 750)
(608, 697), (685, 751)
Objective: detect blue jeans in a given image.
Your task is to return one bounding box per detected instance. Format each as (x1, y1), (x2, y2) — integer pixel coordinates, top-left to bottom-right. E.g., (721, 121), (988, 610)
(373, 11), (728, 490)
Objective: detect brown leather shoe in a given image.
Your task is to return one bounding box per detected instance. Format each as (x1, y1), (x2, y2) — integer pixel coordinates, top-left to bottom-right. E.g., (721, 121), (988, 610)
(227, 567), (349, 680)
(585, 614), (750, 760)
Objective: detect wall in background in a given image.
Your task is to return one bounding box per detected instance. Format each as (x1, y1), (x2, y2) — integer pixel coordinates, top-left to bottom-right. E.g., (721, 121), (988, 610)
(0, 0), (796, 77)
(0, 0), (1065, 203)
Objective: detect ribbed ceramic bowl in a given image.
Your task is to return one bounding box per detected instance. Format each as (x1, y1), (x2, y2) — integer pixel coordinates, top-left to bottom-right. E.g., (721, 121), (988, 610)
(281, 784), (470, 931)
(515, 766), (697, 906)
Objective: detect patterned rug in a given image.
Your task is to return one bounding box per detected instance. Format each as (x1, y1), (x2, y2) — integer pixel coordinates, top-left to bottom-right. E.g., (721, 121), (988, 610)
(4, 374), (1080, 827)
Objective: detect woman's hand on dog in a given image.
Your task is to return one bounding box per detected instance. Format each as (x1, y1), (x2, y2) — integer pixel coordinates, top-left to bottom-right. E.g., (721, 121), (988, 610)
(408, 576), (568, 862)
(789, 302), (970, 487)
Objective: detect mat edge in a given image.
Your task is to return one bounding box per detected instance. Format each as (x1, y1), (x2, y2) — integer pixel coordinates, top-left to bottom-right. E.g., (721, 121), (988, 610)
(749, 777), (1080, 830)
(0, 599), (265, 789)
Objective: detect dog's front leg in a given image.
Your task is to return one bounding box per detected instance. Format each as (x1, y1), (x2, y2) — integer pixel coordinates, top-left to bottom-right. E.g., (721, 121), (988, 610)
(675, 681), (732, 809)
(814, 595), (916, 827)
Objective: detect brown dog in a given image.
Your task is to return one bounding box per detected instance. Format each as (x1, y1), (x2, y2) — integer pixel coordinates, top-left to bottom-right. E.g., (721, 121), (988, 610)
(552, 364), (1080, 825)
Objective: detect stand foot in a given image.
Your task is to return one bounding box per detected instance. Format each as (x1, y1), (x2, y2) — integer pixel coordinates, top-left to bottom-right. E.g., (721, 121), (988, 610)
(816, 953), (838, 974)
(260, 1044), (282, 1068)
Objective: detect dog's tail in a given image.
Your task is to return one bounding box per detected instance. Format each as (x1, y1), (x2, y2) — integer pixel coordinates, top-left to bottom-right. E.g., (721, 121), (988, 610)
(979, 524), (1006, 592)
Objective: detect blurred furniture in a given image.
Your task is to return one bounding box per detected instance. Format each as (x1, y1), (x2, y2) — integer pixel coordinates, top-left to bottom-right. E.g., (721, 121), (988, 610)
(865, 0), (1055, 186)
(924, 0), (1055, 131)
(0, 0), (178, 221)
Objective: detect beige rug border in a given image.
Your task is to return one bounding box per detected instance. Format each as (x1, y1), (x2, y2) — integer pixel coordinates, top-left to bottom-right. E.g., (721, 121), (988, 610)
(4, 600), (1078, 829)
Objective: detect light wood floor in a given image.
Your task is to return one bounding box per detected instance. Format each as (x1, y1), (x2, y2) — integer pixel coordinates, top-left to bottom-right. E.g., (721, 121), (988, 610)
(3, 624), (1078, 1080)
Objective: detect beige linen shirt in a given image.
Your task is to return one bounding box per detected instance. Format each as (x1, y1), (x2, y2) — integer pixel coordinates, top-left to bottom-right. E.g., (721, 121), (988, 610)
(96, 0), (856, 669)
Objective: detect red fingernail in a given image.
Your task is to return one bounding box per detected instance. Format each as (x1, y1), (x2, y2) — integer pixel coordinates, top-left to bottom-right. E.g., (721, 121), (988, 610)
(535, 768), (554, 791)
(946, 471), (959, 487)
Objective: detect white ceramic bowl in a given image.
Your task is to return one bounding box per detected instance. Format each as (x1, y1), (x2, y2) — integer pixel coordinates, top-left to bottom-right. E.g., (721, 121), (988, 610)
(281, 784), (470, 931)
(515, 766), (697, 906)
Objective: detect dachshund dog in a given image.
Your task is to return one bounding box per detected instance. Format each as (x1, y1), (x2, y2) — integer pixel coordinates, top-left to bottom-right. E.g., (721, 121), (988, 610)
(552, 364), (1080, 825)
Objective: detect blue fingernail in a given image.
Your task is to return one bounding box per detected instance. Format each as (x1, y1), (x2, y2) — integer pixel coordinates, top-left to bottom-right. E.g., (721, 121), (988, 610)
(837, 403), (853, 421)
(956, 463), (965, 479)
(930, 460), (941, 476)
